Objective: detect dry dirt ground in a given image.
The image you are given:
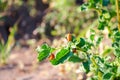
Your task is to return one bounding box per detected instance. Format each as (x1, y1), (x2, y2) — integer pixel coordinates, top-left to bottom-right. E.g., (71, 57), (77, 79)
(0, 47), (71, 80)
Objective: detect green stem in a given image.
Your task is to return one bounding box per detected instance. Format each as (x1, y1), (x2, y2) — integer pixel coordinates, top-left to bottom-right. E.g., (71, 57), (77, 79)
(91, 57), (98, 68)
(116, 0), (120, 31)
(91, 57), (102, 80)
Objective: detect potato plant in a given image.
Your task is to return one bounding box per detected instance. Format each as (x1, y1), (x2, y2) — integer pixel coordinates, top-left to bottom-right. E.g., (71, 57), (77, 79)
(37, 0), (120, 80)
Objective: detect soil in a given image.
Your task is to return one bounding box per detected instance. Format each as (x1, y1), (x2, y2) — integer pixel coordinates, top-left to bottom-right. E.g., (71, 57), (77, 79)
(0, 46), (71, 80)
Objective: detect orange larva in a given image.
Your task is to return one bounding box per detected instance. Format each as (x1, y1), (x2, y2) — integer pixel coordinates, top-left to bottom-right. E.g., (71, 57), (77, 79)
(72, 48), (77, 53)
(48, 54), (55, 60)
(67, 33), (72, 41)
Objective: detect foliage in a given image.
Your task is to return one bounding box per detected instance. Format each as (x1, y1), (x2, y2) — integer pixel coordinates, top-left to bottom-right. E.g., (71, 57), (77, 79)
(0, 24), (17, 64)
(37, 0), (120, 79)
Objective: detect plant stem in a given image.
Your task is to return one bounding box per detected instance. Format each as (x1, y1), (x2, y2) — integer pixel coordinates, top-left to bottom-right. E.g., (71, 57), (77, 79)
(116, 0), (120, 31)
(91, 57), (102, 80)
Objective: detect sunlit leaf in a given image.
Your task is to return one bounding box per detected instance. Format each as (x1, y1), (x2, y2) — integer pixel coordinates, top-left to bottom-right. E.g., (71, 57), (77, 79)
(102, 72), (113, 80)
(68, 55), (84, 63)
(76, 38), (85, 48)
(37, 44), (51, 61)
(82, 60), (90, 73)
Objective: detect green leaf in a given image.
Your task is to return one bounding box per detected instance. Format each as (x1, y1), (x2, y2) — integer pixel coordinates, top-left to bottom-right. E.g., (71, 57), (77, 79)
(103, 12), (111, 20)
(57, 52), (72, 64)
(98, 22), (106, 30)
(50, 59), (59, 65)
(114, 48), (120, 57)
(72, 35), (77, 43)
(68, 55), (84, 63)
(109, 10), (116, 18)
(89, 0), (97, 8)
(90, 34), (95, 41)
(99, 15), (105, 22)
(114, 32), (120, 41)
(82, 60), (90, 73)
(90, 29), (95, 41)
(37, 44), (51, 61)
(117, 67), (120, 76)
(76, 38), (85, 48)
(102, 72), (113, 80)
(80, 3), (89, 11)
(96, 36), (103, 46)
(112, 42), (119, 48)
(56, 48), (70, 59)
(37, 49), (50, 61)
(56, 48), (71, 61)
(101, 48), (112, 57)
(102, 0), (110, 6)
(50, 48), (71, 65)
